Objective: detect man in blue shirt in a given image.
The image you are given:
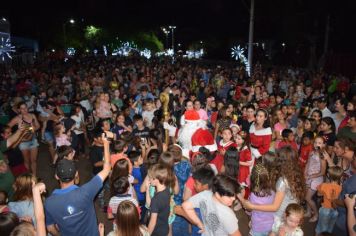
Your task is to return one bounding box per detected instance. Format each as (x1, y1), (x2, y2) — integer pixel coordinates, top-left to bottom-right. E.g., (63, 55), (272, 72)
(45, 134), (112, 236)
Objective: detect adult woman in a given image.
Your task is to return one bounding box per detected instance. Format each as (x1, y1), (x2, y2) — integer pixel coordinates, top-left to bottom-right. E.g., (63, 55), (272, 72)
(107, 200), (149, 236)
(249, 108), (272, 160)
(311, 109), (322, 131)
(324, 138), (355, 181)
(8, 102), (40, 175)
(70, 105), (86, 156)
(338, 97), (356, 131)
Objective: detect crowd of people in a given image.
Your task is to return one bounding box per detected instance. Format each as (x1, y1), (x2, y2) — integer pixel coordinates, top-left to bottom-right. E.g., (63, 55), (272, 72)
(0, 55), (355, 236)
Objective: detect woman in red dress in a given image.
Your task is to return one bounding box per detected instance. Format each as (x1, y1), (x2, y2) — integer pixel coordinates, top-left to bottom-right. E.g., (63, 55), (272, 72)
(249, 108), (272, 161)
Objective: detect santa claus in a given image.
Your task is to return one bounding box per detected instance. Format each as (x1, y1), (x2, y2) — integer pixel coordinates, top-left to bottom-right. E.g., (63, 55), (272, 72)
(164, 110), (217, 158)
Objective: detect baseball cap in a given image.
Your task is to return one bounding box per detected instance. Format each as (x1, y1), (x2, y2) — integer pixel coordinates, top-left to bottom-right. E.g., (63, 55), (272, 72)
(56, 159), (77, 182)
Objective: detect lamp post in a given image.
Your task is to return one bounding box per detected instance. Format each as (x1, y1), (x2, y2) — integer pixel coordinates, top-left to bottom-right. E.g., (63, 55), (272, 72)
(63, 18), (75, 48)
(247, 0), (254, 76)
(161, 27), (169, 49)
(169, 25), (176, 52)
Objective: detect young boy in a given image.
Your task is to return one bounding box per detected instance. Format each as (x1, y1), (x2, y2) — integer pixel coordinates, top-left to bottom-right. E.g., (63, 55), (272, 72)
(315, 166), (343, 235)
(298, 131), (314, 170)
(183, 174), (242, 236)
(132, 114), (150, 140)
(110, 139), (128, 167)
(107, 176), (139, 220)
(128, 150), (145, 218)
(147, 164), (171, 236)
(278, 129), (298, 151)
(176, 166), (215, 236)
(142, 99), (156, 129)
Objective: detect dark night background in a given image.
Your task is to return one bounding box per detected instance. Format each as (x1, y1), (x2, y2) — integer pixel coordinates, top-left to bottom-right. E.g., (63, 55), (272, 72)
(1, 0), (356, 62)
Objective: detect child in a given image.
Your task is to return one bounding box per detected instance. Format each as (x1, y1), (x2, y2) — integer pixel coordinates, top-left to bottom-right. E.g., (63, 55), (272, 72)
(175, 166), (215, 236)
(305, 136), (327, 222)
(235, 132), (252, 189)
(54, 123), (71, 148)
(212, 128), (237, 172)
(110, 139), (129, 167)
(111, 112), (133, 139)
(315, 166), (343, 235)
(182, 175), (242, 236)
(147, 164), (171, 236)
(221, 147), (239, 180)
(0, 190), (9, 213)
(142, 99), (156, 129)
(278, 129), (298, 151)
(270, 203), (304, 236)
(132, 114), (150, 140)
(249, 164), (275, 236)
(107, 176), (139, 220)
(128, 150), (145, 217)
(298, 131), (314, 170)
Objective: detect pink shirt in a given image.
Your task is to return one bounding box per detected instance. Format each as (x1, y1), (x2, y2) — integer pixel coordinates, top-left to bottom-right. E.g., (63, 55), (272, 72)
(196, 109), (208, 121)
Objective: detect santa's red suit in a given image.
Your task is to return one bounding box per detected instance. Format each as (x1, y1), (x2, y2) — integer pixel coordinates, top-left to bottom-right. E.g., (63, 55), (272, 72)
(165, 110), (217, 158)
(249, 123), (272, 160)
(238, 146), (252, 186)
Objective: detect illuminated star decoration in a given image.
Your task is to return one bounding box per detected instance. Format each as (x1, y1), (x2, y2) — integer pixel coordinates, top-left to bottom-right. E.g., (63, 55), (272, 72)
(66, 47), (76, 56)
(140, 48), (151, 59)
(93, 49), (98, 55)
(0, 37), (15, 61)
(231, 45), (250, 76)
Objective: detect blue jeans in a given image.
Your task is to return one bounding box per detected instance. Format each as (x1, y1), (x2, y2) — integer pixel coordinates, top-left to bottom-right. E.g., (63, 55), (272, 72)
(315, 207), (338, 234)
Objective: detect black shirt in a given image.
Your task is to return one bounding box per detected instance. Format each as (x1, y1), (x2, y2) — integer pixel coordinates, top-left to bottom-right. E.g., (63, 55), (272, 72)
(132, 127), (150, 139)
(150, 187), (170, 236)
(89, 145), (104, 175)
(319, 132), (336, 146)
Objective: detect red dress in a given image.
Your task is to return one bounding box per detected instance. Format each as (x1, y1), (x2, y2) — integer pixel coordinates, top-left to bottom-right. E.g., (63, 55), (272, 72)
(299, 144), (313, 170)
(238, 146), (252, 186)
(211, 140), (237, 172)
(249, 123), (272, 160)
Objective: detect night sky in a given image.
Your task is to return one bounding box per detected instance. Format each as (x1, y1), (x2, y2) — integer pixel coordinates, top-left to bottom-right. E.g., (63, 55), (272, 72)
(1, 0), (356, 53)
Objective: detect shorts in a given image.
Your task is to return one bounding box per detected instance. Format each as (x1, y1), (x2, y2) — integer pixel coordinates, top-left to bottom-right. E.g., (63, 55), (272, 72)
(251, 232), (269, 236)
(19, 137), (39, 151)
(44, 131), (54, 143)
(315, 207), (338, 234)
(306, 176), (323, 191)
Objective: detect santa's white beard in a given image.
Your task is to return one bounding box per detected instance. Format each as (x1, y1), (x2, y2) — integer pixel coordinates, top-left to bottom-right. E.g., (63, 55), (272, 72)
(177, 122), (200, 151)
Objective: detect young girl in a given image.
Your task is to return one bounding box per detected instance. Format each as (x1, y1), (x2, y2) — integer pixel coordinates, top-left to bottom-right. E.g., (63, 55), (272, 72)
(304, 118), (317, 134)
(221, 146), (239, 180)
(270, 203), (304, 236)
(111, 112), (133, 140)
(295, 116), (306, 146)
(111, 158), (136, 198)
(304, 136), (327, 222)
(298, 131), (314, 171)
(212, 128), (236, 172)
(273, 109), (288, 149)
(239, 146), (306, 231)
(54, 123), (71, 148)
(235, 132), (252, 189)
(318, 117), (336, 153)
(107, 200), (149, 236)
(249, 164), (275, 236)
(8, 174), (38, 226)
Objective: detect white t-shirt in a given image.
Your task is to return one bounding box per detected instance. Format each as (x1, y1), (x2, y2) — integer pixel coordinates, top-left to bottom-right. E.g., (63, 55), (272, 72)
(71, 113), (84, 135)
(142, 109), (156, 128)
(189, 190), (239, 236)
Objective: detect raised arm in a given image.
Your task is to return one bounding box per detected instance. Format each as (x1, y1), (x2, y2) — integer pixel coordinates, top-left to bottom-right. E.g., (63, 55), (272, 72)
(32, 183), (47, 236)
(97, 133), (112, 181)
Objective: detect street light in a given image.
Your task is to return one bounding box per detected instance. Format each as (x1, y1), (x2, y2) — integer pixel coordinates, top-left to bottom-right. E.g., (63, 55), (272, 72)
(161, 27), (169, 49)
(63, 19), (75, 48)
(169, 25), (176, 53)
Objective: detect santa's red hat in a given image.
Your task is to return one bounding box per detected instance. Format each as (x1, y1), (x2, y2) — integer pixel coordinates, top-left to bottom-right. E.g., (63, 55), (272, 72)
(191, 128), (217, 152)
(184, 110), (200, 122)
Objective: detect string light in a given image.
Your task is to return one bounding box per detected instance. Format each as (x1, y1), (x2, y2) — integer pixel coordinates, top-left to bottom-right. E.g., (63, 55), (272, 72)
(0, 36), (15, 61)
(231, 45), (250, 75)
(66, 47), (76, 56)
